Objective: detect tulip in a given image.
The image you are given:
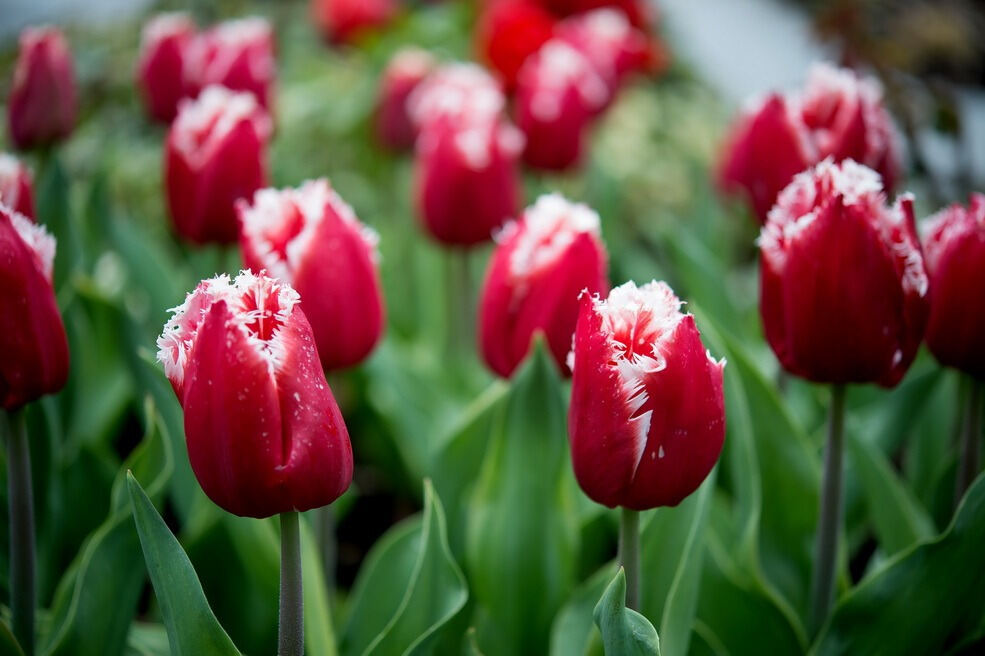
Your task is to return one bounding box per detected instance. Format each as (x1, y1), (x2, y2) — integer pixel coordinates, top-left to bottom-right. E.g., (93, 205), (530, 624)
(239, 179), (385, 371)
(0, 154), (36, 221)
(311, 0), (397, 45)
(376, 48), (435, 151)
(136, 13), (197, 123)
(719, 63), (902, 224)
(409, 62), (507, 134)
(515, 39), (608, 170)
(479, 193), (608, 377)
(539, 0), (654, 29)
(183, 18), (276, 110)
(164, 86), (271, 245)
(475, 0), (557, 90)
(7, 26), (77, 150)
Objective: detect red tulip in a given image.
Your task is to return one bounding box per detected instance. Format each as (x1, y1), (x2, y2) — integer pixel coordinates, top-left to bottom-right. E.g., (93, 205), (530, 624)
(479, 193), (608, 377)
(922, 194), (985, 378)
(376, 48), (435, 151)
(311, 0), (397, 44)
(157, 271), (353, 518)
(238, 180), (385, 371)
(136, 13), (197, 124)
(0, 154), (36, 221)
(7, 26), (77, 150)
(184, 18), (275, 110)
(475, 0), (557, 90)
(538, 0), (653, 29)
(719, 63), (902, 224)
(409, 63), (506, 134)
(759, 158), (928, 386)
(515, 39), (608, 170)
(165, 86), (271, 245)
(568, 281), (725, 509)
(0, 204), (69, 410)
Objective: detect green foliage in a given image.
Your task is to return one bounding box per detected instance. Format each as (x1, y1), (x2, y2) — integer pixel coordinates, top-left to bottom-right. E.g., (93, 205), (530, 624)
(593, 569), (661, 656)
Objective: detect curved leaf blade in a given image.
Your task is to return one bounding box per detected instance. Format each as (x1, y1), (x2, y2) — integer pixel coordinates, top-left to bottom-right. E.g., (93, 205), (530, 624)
(593, 569), (661, 656)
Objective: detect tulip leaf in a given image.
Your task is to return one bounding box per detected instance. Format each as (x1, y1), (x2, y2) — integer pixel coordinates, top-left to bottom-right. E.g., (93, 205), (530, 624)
(0, 621), (25, 656)
(550, 564), (617, 656)
(126, 475), (241, 656)
(40, 398), (173, 656)
(35, 154), (81, 291)
(593, 568), (661, 656)
(466, 339), (578, 655)
(811, 474), (985, 655)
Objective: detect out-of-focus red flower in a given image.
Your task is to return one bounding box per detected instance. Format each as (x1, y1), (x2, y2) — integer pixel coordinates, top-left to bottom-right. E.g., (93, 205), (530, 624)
(157, 271), (353, 518)
(0, 154), (36, 221)
(537, 0), (654, 29)
(515, 39), (608, 170)
(479, 193), (608, 377)
(165, 86), (271, 245)
(568, 280), (725, 509)
(136, 13), (197, 123)
(376, 48), (436, 151)
(759, 158), (928, 387)
(922, 194), (985, 378)
(0, 204), (69, 410)
(719, 63), (902, 224)
(183, 18), (276, 110)
(239, 180), (385, 371)
(311, 0), (397, 45)
(476, 0), (557, 90)
(7, 26), (77, 150)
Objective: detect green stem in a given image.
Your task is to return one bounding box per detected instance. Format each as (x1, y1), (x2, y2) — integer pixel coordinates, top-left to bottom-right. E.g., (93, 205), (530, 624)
(4, 410), (35, 656)
(278, 511), (304, 656)
(956, 379), (983, 504)
(809, 384), (846, 636)
(445, 250), (472, 359)
(619, 507), (641, 611)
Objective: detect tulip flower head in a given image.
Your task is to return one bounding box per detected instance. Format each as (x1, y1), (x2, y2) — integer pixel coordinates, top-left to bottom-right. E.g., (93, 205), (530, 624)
(759, 158), (928, 386)
(0, 154), (36, 221)
(7, 26), (78, 150)
(0, 204), (69, 410)
(479, 193), (608, 377)
(922, 194), (985, 378)
(376, 48), (436, 151)
(157, 270), (353, 518)
(165, 85), (271, 245)
(238, 179), (385, 371)
(183, 17), (275, 110)
(136, 13), (197, 123)
(475, 0), (557, 90)
(568, 281), (725, 509)
(311, 0), (397, 45)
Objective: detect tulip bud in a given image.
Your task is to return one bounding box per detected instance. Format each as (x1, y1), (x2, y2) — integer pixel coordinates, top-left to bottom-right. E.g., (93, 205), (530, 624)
(7, 26), (78, 150)
(238, 180), (385, 371)
(311, 0), (397, 44)
(165, 86), (271, 245)
(475, 0), (556, 90)
(136, 13), (197, 123)
(759, 158), (928, 386)
(479, 193), (608, 378)
(157, 270), (353, 517)
(568, 280), (725, 509)
(0, 154), (36, 221)
(515, 39), (608, 170)
(184, 18), (275, 110)
(922, 194), (985, 378)
(409, 63), (506, 134)
(541, 0), (654, 30)
(376, 48), (435, 151)
(0, 204), (69, 410)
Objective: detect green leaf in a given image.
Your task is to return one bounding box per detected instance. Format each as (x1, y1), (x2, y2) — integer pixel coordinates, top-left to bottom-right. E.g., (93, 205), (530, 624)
(466, 339), (578, 655)
(593, 568), (661, 656)
(126, 474), (240, 656)
(550, 564), (617, 656)
(41, 398), (173, 656)
(0, 621), (25, 656)
(125, 624), (170, 656)
(35, 155), (81, 291)
(811, 474), (985, 655)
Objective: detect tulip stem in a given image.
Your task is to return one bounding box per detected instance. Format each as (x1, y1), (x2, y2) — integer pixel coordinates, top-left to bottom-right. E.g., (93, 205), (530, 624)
(809, 384), (846, 636)
(446, 251), (472, 358)
(956, 379), (983, 505)
(4, 409), (35, 656)
(618, 507), (641, 611)
(279, 511), (304, 656)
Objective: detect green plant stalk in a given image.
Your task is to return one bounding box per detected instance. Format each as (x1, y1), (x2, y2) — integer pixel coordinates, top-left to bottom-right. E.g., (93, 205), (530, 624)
(445, 251), (472, 358)
(619, 507), (641, 611)
(809, 384), (846, 636)
(279, 511), (304, 656)
(4, 409), (35, 656)
(955, 379), (983, 504)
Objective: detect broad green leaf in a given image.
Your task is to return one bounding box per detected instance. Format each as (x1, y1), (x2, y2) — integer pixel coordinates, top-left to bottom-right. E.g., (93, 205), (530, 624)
(127, 474), (240, 656)
(811, 475), (985, 655)
(41, 399), (173, 656)
(550, 564), (617, 656)
(0, 622), (25, 656)
(35, 155), (81, 291)
(593, 568), (661, 656)
(125, 624), (170, 656)
(466, 340), (578, 655)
